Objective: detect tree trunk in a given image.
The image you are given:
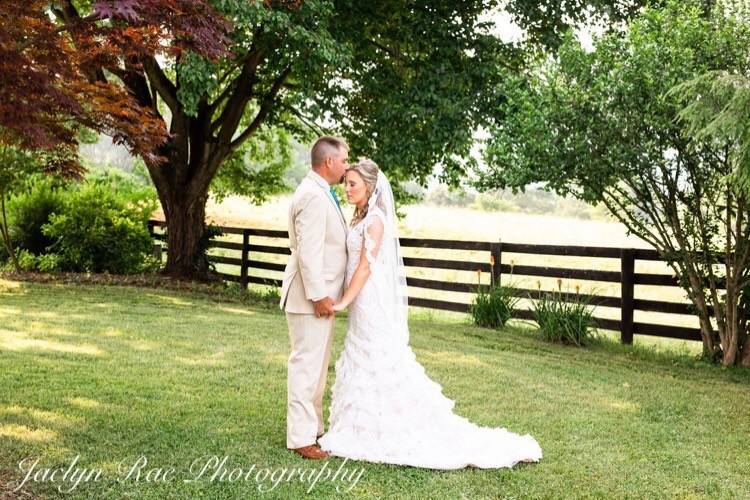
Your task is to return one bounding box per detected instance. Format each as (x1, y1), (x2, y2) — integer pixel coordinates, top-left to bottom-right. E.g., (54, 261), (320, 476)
(0, 188), (20, 272)
(740, 337), (750, 367)
(146, 113), (222, 281)
(160, 188), (210, 278)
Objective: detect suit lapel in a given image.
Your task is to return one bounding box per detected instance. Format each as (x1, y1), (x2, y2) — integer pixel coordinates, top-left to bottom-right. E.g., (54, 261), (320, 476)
(306, 171), (348, 233)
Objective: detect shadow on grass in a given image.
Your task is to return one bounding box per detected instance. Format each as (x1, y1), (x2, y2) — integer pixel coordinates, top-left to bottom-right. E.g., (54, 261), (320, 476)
(1, 279), (749, 498)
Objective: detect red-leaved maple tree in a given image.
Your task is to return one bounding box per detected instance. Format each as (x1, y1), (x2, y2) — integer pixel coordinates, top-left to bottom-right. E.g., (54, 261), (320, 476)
(0, 0), (231, 275)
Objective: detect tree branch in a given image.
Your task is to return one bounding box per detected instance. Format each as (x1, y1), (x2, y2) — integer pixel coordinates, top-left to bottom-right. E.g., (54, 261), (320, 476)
(52, 0), (107, 83)
(214, 48), (267, 146)
(366, 38), (403, 61)
(18, 10), (99, 52)
(285, 105), (328, 136)
(141, 57), (180, 114)
(229, 66), (291, 153)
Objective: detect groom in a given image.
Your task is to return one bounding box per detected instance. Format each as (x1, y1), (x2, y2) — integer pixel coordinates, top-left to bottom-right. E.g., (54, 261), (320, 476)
(279, 136), (349, 459)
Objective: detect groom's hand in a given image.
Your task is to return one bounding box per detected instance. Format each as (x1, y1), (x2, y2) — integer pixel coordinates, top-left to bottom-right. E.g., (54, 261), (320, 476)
(313, 297), (335, 318)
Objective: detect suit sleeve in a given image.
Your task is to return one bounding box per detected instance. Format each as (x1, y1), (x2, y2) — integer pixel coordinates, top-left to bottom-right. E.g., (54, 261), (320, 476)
(295, 191), (327, 302)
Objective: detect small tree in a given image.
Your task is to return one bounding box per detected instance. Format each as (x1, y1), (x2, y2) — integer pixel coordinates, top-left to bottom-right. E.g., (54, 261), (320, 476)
(476, 1), (750, 365)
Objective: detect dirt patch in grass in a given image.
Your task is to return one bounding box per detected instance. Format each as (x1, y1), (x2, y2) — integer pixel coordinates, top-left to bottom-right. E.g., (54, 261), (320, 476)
(0, 468), (37, 499)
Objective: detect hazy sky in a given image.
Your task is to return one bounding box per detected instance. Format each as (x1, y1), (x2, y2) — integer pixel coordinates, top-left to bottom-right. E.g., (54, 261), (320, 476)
(484, 7), (598, 49)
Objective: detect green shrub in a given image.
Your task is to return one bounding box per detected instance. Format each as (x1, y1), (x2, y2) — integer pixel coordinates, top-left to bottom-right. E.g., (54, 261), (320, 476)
(42, 182), (158, 274)
(530, 280), (597, 346)
(468, 263), (520, 328)
(223, 282), (281, 306)
(7, 175), (66, 255)
(16, 249), (38, 272)
(37, 253), (62, 272)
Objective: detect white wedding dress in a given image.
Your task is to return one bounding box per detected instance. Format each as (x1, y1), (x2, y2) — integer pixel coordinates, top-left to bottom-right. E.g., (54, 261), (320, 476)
(318, 189), (543, 469)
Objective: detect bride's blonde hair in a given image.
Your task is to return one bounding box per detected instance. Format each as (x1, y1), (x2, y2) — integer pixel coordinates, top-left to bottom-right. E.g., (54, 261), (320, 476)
(346, 158), (379, 227)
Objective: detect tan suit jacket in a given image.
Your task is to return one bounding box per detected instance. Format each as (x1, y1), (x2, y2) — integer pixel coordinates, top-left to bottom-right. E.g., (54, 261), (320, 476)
(279, 170), (348, 314)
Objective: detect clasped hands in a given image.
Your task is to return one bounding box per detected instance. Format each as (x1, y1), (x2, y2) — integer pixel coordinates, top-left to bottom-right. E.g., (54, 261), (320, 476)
(313, 297), (347, 318)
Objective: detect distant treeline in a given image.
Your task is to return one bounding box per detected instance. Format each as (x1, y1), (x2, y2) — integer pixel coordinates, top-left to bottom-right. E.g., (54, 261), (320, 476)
(418, 185), (611, 221)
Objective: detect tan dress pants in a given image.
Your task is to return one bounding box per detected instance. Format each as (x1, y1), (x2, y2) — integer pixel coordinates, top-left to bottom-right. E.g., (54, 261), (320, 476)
(285, 311), (335, 449)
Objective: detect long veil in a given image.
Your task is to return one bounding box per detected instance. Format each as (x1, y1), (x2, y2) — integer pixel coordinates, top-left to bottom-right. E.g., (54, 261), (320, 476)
(367, 170), (410, 343)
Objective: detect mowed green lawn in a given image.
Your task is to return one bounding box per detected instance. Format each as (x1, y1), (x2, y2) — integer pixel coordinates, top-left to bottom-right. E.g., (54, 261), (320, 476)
(0, 279), (749, 499)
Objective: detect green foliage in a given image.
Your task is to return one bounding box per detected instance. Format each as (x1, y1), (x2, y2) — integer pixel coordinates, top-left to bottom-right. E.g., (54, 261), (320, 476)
(40, 181), (158, 274)
(5, 166), (158, 275)
(210, 126), (292, 203)
(165, 0), (649, 200)
(672, 70), (750, 195)
(0, 145), (55, 270)
(468, 265), (520, 328)
(469, 282), (519, 329)
(36, 252), (62, 272)
(15, 249), (39, 272)
(471, 192), (516, 212)
(85, 165), (156, 194)
(7, 174), (66, 255)
(530, 283), (597, 346)
(477, 0), (750, 361)
(478, 1), (750, 203)
(504, 0), (649, 50)
(9, 249), (63, 273)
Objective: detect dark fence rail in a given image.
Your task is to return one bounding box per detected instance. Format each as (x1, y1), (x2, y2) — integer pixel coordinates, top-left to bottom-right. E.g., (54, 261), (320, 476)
(148, 220), (715, 344)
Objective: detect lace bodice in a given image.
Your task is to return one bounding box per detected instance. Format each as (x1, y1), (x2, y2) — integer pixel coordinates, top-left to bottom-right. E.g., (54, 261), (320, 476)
(345, 207), (388, 306)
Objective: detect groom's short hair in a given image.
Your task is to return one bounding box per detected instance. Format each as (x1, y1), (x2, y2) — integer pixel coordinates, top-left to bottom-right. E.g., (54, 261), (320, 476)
(311, 136), (348, 167)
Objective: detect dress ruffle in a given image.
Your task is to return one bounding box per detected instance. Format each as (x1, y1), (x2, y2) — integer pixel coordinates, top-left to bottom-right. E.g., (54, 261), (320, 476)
(318, 214), (542, 469)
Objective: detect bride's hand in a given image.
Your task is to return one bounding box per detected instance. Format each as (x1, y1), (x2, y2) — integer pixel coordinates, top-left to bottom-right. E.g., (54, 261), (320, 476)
(332, 302), (346, 312)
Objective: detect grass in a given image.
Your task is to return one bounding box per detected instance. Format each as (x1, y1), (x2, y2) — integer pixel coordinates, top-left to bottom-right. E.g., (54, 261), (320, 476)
(1, 278), (749, 499)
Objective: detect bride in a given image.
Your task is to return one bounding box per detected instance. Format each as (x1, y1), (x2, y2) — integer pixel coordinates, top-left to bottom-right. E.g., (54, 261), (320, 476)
(317, 158), (543, 469)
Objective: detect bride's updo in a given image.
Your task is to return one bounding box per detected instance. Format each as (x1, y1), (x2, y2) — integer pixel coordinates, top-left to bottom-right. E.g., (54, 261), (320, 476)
(346, 158), (379, 228)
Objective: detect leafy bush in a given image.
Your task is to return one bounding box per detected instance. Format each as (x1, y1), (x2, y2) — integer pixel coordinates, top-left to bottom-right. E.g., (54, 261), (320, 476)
(468, 260), (520, 328)
(42, 182), (158, 274)
(36, 253), (63, 272)
(16, 249), (38, 272)
(223, 282), (281, 306)
(7, 174), (66, 255)
(530, 279), (597, 346)
(3, 167), (159, 274)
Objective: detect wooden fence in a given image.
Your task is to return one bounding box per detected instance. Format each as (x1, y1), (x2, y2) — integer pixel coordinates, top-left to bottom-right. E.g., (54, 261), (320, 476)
(148, 220), (713, 345)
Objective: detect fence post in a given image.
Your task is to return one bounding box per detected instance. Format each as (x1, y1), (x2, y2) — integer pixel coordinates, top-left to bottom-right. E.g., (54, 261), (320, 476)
(241, 229), (250, 289)
(147, 220), (155, 237)
(152, 243), (162, 263)
(490, 239), (502, 287)
(620, 248), (635, 344)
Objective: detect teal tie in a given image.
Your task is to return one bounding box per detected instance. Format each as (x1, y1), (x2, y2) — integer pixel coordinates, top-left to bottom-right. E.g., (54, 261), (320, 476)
(329, 187), (342, 211)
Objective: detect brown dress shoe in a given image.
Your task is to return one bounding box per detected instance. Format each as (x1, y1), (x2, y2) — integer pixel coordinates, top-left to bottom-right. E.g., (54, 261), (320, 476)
(292, 444), (329, 459)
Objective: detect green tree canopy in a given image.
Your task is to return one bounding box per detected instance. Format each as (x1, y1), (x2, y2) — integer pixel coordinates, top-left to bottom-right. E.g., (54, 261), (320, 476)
(5, 0), (649, 277)
(474, 0), (750, 365)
